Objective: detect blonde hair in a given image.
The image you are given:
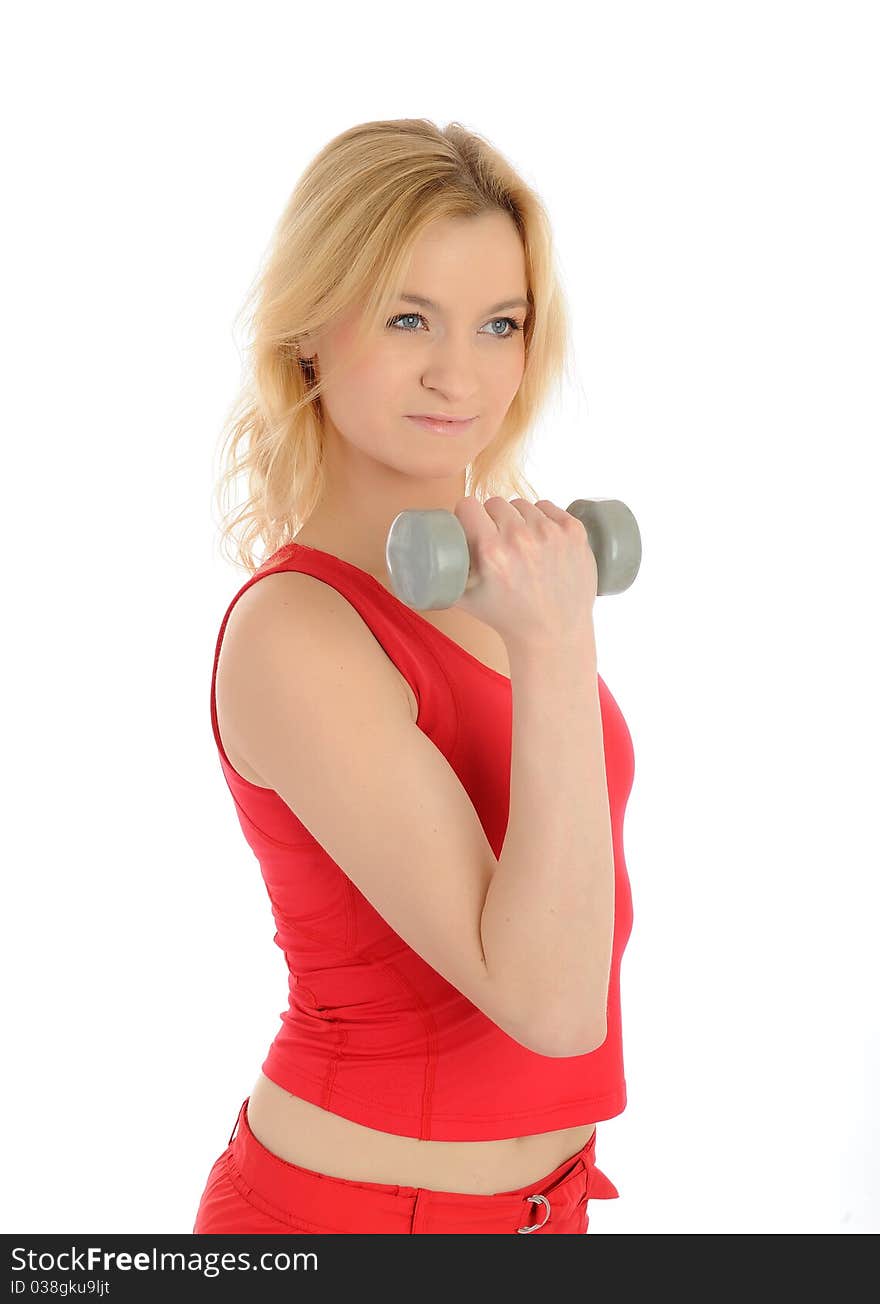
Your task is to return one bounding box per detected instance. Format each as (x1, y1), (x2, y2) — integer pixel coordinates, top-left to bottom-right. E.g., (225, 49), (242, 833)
(213, 118), (576, 574)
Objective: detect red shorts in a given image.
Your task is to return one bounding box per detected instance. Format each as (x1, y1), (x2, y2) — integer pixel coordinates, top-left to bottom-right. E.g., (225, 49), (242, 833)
(193, 1096), (620, 1235)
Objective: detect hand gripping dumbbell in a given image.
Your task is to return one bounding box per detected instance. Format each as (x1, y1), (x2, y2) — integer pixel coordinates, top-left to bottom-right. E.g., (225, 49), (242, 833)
(385, 498), (641, 612)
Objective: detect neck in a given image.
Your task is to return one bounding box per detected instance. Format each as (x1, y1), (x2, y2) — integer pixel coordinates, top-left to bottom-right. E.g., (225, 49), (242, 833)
(293, 425), (468, 582)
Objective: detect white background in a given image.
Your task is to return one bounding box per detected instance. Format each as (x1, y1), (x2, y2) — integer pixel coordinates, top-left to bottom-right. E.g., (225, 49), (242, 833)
(3, 0), (877, 1235)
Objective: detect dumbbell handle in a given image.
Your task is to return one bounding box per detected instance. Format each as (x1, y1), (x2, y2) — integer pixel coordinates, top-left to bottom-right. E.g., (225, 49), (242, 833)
(385, 498), (641, 612)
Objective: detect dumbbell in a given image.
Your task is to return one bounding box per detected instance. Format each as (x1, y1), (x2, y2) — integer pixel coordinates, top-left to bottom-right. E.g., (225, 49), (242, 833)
(385, 498), (641, 612)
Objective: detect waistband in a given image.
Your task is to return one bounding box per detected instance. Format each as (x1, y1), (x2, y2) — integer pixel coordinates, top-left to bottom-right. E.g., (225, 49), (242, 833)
(224, 1096), (619, 1234)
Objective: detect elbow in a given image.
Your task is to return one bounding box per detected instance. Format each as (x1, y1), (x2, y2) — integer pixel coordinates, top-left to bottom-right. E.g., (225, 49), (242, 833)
(530, 1014), (608, 1060)
(575, 1017), (608, 1056)
(559, 1019), (608, 1058)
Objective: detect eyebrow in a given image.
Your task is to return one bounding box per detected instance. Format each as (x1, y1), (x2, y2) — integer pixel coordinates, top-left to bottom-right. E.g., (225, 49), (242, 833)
(398, 293), (530, 315)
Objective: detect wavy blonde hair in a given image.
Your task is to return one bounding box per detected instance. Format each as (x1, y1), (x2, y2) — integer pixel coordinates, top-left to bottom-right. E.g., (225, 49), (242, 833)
(213, 118), (576, 574)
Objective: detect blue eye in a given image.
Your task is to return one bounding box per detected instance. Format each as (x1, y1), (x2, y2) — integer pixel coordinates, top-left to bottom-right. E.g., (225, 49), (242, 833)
(386, 312), (523, 340)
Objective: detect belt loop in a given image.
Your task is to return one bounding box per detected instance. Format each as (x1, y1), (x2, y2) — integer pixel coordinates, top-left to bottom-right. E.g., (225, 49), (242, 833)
(227, 1097), (247, 1146)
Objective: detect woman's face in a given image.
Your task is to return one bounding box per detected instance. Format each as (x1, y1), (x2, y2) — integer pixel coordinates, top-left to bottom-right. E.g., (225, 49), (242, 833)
(304, 211), (530, 482)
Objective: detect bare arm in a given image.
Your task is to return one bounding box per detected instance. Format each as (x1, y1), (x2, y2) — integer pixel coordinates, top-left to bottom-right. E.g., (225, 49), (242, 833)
(480, 627), (615, 1056)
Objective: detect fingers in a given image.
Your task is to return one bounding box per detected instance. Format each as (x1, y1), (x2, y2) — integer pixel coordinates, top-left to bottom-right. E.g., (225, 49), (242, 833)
(533, 498), (571, 523)
(483, 496), (529, 528)
(507, 497), (570, 529)
(457, 495), (571, 538)
(454, 495), (505, 548)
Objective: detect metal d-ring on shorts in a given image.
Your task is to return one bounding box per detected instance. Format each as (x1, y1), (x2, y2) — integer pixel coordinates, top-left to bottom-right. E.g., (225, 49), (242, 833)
(192, 1096), (620, 1234)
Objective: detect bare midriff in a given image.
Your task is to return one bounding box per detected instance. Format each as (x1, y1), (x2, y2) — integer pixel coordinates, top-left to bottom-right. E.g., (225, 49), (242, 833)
(244, 1072), (595, 1196)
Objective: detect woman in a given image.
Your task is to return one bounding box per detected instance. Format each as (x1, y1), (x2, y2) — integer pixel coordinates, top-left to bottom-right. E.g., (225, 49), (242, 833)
(193, 117), (635, 1235)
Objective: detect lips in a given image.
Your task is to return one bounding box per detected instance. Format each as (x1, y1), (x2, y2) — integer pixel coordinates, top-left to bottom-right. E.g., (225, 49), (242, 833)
(407, 415), (476, 435)
(410, 414), (475, 422)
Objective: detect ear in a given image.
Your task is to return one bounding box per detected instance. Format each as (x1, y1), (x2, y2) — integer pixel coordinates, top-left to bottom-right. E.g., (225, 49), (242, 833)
(295, 332), (318, 361)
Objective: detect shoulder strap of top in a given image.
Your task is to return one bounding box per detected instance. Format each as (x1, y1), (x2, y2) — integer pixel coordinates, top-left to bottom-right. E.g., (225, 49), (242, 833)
(225, 542), (459, 754)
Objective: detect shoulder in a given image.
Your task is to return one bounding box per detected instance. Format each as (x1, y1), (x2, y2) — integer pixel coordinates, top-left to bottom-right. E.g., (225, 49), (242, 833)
(221, 568), (417, 722)
(226, 568), (379, 657)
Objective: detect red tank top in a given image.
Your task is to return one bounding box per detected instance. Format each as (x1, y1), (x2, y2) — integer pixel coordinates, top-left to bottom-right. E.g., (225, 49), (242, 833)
(210, 541), (636, 1141)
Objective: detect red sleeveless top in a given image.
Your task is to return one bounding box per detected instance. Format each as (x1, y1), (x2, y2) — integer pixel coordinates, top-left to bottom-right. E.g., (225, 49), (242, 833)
(210, 541), (636, 1141)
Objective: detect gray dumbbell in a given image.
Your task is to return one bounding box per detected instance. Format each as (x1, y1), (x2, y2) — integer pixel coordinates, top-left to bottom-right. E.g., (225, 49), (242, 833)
(385, 498), (641, 612)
